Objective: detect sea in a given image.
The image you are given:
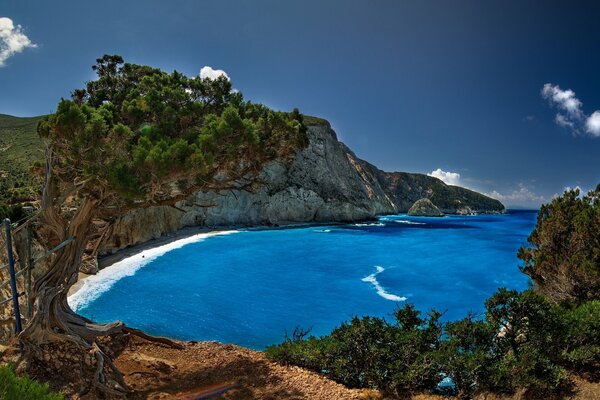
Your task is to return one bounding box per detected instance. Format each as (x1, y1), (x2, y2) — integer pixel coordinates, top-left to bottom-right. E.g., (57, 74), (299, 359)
(69, 210), (537, 349)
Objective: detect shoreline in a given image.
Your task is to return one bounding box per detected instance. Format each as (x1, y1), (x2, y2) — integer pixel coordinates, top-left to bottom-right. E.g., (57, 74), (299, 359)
(67, 221), (348, 299)
(67, 211), (518, 299)
(68, 225), (225, 297)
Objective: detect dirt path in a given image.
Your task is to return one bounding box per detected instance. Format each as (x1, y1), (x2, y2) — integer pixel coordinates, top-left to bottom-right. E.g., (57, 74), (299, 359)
(113, 336), (365, 400)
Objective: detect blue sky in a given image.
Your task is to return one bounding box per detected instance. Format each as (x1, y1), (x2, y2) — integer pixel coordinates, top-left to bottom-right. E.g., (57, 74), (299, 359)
(1, 0), (599, 207)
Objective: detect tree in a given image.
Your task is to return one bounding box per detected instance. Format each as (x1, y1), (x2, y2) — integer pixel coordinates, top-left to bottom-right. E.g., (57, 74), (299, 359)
(21, 55), (307, 395)
(518, 185), (600, 303)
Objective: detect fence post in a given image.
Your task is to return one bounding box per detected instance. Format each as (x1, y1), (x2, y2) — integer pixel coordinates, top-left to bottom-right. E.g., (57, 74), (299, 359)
(26, 222), (33, 318)
(3, 218), (23, 334)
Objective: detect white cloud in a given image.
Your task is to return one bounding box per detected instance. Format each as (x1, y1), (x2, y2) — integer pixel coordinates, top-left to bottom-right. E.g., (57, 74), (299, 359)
(428, 168), (461, 186)
(0, 17), (36, 67)
(199, 66), (230, 81)
(541, 83), (583, 119)
(555, 113), (575, 128)
(541, 83), (600, 138)
(585, 111), (600, 137)
(485, 184), (546, 207)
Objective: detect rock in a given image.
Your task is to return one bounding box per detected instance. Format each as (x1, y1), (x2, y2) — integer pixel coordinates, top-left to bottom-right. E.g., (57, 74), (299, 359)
(99, 121), (503, 255)
(407, 198), (444, 217)
(79, 256), (99, 274)
(456, 206), (475, 215)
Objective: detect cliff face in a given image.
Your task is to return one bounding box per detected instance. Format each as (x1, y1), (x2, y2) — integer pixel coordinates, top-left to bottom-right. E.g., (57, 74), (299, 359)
(100, 121), (503, 255)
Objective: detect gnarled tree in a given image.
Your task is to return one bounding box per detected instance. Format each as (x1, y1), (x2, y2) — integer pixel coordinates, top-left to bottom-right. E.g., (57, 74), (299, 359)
(20, 55), (308, 395)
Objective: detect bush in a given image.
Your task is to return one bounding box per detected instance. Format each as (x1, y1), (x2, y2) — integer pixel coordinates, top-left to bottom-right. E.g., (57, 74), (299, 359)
(266, 290), (595, 398)
(558, 300), (600, 375)
(0, 365), (63, 400)
(266, 305), (443, 396)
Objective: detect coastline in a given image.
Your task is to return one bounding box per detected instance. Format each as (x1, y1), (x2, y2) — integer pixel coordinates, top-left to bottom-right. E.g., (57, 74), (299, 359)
(67, 211), (514, 300)
(68, 217), (361, 298)
(67, 225), (237, 302)
(66, 221), (347, 299)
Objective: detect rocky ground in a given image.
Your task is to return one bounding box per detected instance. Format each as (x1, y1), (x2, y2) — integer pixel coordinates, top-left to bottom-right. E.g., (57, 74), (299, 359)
(2, 335), (599, 399)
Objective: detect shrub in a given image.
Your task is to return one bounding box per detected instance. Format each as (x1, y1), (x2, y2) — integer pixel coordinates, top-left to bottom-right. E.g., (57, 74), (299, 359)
(266, 291), (592, 399)
(266, 305), (443, 396)
(0, 365), (64, 400)
(558, 300), (600, 376)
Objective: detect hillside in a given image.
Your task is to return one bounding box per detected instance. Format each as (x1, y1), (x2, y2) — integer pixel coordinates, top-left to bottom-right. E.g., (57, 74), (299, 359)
(0, 114), (45, 203)
(0, 114), (503, 257)
(101, 118), (503, 256)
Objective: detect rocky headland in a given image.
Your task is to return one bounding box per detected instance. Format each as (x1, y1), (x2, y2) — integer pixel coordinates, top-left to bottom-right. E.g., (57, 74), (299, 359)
(99, 118), (503, 257)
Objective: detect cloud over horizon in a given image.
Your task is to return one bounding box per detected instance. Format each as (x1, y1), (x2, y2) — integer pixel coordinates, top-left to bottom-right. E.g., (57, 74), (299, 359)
(199, 66), (230, 81)
(485, 184), (546, 207)
(0, 17), (36, 67)
(541, 83), (600, 137)
(428, 168), (461, 186)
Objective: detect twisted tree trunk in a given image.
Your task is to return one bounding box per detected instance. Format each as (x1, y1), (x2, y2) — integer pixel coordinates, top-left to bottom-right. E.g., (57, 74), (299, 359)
(18, 154), (180, 397)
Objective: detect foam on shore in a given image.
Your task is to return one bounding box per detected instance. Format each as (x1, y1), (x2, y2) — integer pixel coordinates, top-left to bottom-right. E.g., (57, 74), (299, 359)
(68, 230), (239, 311)
(362, 266), (407, 302)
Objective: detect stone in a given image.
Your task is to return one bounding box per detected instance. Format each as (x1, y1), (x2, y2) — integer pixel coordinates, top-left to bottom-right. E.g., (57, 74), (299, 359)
(407, 198), (444, 217)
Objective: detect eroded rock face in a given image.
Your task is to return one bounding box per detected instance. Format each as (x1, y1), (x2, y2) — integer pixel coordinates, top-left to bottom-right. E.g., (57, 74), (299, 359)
(99, 122), (503, 256)
(407, 198), (444, 217)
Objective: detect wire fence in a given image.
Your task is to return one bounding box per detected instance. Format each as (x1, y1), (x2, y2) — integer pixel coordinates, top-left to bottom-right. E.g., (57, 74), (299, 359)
(0, 214), (76, 344)
(0, 218), (33, 343)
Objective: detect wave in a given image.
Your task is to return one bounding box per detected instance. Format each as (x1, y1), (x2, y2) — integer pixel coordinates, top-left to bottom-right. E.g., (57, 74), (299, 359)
(393, 220), (426, 225)
(361, 266), (407, 302)
(352, 222), (385, 227)
(67, 230), (239, 311)
(314, 229), (332, 233)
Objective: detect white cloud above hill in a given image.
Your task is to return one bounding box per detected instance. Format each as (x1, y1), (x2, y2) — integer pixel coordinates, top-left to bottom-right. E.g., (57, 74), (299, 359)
(199, 66), (230, 81)
(0, 17), (37, 66)
(428, 168), (461, 186)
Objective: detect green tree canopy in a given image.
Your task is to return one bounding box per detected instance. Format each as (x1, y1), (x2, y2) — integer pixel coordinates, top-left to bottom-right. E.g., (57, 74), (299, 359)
(518, 185), (600, 303)
(37, 54), (308, 203)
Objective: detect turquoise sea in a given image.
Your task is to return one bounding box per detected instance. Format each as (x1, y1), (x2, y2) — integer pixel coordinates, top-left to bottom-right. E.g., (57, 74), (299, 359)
(69, 210), (537, 349)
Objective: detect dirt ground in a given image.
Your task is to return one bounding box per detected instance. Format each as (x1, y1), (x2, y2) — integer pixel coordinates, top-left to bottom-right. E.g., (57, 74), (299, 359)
(110, 336), (600, 400)
(2, 335), (600, 399)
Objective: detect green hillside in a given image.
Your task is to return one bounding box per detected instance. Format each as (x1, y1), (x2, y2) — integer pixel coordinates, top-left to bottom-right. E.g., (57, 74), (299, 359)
(0, 114), (45, 204)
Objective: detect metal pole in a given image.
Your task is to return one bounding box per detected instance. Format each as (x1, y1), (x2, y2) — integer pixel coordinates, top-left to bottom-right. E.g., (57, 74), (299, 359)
(3, 218), (23, 334)
(26, 223), (33, 319)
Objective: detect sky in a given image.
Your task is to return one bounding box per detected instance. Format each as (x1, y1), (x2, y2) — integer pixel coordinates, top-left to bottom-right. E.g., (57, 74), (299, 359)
(1, 0), (599, 208)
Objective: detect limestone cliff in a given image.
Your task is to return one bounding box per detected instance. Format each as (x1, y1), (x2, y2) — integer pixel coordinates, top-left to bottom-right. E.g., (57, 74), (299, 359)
(100, 120), (503, 255)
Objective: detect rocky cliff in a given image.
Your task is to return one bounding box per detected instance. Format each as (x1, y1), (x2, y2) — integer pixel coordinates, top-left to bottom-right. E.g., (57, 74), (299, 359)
(100, 119), (503, 255)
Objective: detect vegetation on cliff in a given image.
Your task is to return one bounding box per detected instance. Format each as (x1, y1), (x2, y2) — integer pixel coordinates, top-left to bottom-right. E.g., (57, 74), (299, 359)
(19, 54), (308, 396)
(0, 114), (44, 222)
(267, 187), (600, 399)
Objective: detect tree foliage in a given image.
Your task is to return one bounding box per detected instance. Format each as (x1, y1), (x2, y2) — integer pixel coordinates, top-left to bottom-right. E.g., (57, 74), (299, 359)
(266, 290), (600, 398)
(37, 54), (308, 202)
(518, 185), (600, 303)
(20, 55), (309, 397)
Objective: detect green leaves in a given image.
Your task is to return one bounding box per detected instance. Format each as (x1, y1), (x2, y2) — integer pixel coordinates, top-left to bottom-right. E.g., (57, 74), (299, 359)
(0, 365), (64, 400)
(518, 185), (600, 303)
(266, 291), (600, 398)
(39, 55), (308, 200)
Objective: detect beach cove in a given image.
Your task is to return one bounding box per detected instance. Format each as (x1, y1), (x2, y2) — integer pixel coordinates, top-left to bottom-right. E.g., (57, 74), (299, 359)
(68, 211), (536, 350)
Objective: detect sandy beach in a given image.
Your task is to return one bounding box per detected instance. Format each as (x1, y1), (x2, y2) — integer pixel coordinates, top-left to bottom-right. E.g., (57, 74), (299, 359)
(67, 225), (234, 298)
